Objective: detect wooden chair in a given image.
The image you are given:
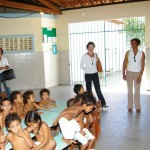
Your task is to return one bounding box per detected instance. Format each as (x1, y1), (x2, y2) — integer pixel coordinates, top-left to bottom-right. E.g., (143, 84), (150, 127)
(70, 142), (81, 150)
(0, 92), (6, 99)
(89, 106), (101, 140)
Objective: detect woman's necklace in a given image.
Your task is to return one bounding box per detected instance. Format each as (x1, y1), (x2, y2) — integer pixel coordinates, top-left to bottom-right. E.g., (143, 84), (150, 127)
(88, 52), (95, 65)
(133, 49), (138, 62)
(91, 57), (94, 65)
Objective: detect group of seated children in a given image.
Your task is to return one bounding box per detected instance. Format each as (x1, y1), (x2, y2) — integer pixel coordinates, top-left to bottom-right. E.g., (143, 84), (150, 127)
(0, 88), (56, 150)
(53, 84), (99, 150)
(0, 84), (99, 150)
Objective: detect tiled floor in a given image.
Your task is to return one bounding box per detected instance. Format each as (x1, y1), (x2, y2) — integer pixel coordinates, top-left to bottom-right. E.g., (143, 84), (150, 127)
(94, 86), (150, 150)
(31, 73), (150, 150)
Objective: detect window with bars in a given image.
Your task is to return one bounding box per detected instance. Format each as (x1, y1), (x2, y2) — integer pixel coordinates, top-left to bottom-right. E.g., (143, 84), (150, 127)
(0, 35), (34, 52)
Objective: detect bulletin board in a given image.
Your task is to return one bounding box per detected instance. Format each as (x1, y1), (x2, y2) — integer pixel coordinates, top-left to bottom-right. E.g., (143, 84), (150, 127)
(42, 28), (57, 43)
(42, 27), (58, 54)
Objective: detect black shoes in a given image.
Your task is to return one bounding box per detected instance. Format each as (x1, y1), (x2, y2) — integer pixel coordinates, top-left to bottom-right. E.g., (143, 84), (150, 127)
(101, 105), (108, 108)
(128, 109), (132, 112)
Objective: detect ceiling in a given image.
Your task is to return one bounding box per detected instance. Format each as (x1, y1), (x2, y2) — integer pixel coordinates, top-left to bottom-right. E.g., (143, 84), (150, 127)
(0, 0), (149, 15)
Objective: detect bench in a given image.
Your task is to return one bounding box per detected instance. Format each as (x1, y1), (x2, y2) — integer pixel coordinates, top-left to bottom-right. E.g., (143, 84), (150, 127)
(5, 142), (12, 150)
(5, 101), (100, 150)
(4, 102), (68, 150)
(54, 133), (70, 150)
(5, 134), (69, 150)
(0, 92), (6, 98)
(85, 106), (101, 140)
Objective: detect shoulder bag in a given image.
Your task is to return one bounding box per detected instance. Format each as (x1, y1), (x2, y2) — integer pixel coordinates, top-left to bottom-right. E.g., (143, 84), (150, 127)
(96, 53), (103, 72)
(2, 69), (16, 80)
(125, 50), (130, 69)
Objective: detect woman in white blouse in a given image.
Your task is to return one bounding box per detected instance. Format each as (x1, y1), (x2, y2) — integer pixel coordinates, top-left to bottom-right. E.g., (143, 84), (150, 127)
(80, 42), (107, 108)
(0, 48), (11, 99)
(122, 38), (145, 112)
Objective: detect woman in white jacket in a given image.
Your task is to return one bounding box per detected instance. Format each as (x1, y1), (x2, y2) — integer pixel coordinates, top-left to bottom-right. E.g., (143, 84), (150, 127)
(80, 42), (107, 108)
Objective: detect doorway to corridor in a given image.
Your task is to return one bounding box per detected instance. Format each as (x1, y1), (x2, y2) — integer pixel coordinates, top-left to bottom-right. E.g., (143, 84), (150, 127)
(69, 17), (145, 86)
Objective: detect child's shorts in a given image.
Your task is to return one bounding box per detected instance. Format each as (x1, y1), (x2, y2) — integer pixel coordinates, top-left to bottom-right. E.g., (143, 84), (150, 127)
(59, 117), (80, 139)
(34, 141), (40, 146)
(74, 128), (95, 145)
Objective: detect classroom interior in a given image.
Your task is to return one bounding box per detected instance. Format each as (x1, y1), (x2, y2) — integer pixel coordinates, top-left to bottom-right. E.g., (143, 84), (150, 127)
(1, 1), (150, 150)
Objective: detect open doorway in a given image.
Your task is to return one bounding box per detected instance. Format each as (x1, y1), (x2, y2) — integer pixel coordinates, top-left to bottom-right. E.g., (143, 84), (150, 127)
(69, 17), (145, 86)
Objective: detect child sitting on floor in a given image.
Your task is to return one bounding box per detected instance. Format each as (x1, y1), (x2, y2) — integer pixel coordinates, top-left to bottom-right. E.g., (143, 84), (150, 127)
(74, 84), (95, 123)
(67, 98), (75, 107)
(67, 94), (95, 150)
(74, 84), (85, 95)
(0, 98), (12, 128)
(74, 84), (101, 108)
(53, 93), (96, 146)
(74, 84), (94, 114)
(10, 91), (24, 118)
(0, 127), (5, 150)
(25, 111), (56, 150)
(39, 88), (56, 107)
(5, 113), (35, 150)
(23, 90), (49, 116)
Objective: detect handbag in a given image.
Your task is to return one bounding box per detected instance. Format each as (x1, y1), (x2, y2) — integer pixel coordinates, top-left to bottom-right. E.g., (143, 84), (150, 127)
(125, 50), (130, 69)
(96, 53), (103, 72)
(97, 60), (103, 72)
(2, 69), (16, 80)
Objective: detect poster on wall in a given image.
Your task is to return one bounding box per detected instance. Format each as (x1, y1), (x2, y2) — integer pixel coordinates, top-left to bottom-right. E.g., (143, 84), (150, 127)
(42, 28), (57, 53)
(42, 28), (57, 43)
(44, 35), (48, 43)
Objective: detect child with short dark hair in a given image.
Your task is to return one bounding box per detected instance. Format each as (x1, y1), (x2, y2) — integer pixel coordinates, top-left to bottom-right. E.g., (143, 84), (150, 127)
(74, 84), (101, 108)
(10, 91), (24, 118)
(53, 93), (96, 146)
(67, 94), (88, 107)
(25, 111), (56, 150)
(5, 113), (34, 150)
(69, 93), (95, 150)
(74, 84), (85, 95)
(75, 92), (95, 122)
(39, 88), (56, 107)
(0, 98), (12, 128)
(23, 90), (49, 116)
(67, 98), (75, 107)
(74, 93), (86, 105)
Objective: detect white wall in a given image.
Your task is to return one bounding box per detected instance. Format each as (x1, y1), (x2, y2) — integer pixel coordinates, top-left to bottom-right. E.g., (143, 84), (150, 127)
(43, 51), (59, 87)
(57, 1), (150, 50)
(56, 1), (150, 85)
(0, 15), (59, 91)
(145, 48), (150, 90)
(0, 17), (45, 91)
(6, 52), (45, 90)
(59, 51), (70, 85)
(41, 18), (59, 87)
(0, 18), (42, 51)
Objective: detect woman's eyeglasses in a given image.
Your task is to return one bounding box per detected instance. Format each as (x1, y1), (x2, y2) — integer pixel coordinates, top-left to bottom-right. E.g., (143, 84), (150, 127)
(133, 56), (136, 62)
